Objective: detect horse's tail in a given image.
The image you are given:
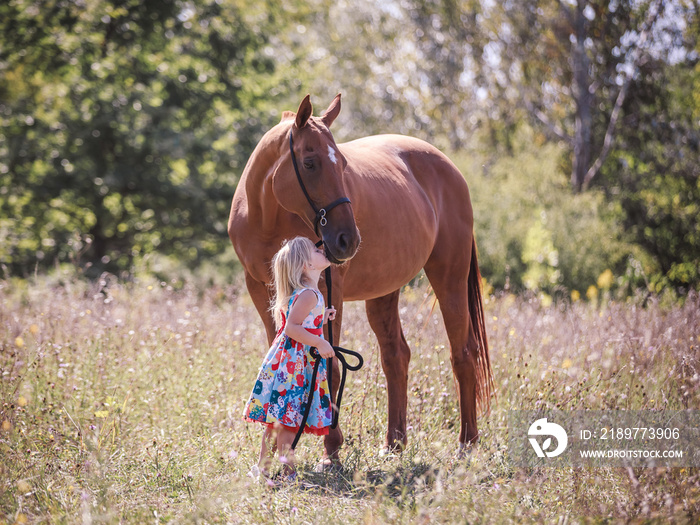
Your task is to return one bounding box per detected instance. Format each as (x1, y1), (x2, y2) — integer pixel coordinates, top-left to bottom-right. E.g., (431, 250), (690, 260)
(468, 236), (494, 416)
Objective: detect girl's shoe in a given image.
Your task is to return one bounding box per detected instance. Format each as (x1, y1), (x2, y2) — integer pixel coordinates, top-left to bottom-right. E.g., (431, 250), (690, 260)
(247, 465), (272, 482)
(267, 470), (300, 489)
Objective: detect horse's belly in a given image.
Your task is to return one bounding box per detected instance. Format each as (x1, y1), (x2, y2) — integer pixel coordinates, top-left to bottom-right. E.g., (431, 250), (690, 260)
(343, 261), (427, 301)
(341, 208), (436, 301)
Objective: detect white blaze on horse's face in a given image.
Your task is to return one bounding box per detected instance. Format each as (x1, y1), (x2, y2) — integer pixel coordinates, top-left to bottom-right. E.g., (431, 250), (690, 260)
(327, 144), (338, 165)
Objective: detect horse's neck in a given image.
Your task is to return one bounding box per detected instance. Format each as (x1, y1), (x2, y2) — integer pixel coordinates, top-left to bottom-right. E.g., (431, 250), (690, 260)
(242, 136), (284, 234)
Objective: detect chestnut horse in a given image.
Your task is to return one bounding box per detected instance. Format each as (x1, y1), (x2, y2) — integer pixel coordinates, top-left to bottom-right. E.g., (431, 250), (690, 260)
(228, 94), (492, 461)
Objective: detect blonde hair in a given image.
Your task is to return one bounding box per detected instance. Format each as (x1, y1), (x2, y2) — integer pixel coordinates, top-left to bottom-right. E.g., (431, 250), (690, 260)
(270, 236), (316, 328)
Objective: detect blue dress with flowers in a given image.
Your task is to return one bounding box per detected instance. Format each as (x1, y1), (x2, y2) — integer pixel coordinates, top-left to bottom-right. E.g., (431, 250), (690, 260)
(243, 288), (332, 435)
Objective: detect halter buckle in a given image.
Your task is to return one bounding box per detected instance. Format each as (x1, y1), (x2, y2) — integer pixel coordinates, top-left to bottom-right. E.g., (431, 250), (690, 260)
(319, 209), (328, 227)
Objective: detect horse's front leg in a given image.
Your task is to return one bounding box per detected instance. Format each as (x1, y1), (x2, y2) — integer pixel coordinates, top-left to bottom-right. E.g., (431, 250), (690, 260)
(319, 272), (346, 467)
(365, 290), (411, 451)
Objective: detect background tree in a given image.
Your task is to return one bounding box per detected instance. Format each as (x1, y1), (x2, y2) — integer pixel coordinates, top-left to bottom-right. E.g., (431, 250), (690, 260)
(600, 14), (700, 293)
(0, 0), (294, 277)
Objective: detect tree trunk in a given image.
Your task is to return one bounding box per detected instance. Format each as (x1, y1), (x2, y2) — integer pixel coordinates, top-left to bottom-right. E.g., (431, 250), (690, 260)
(571, 1), (592, 192)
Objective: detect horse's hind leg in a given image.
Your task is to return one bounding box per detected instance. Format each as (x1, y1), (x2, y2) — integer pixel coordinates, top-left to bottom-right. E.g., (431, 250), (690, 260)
(365, 290), (411, 451)
(424, 245), (481, 446)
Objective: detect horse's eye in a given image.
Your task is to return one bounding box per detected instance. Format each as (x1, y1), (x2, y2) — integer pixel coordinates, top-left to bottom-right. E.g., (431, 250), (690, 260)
(303, 159), (314, 170)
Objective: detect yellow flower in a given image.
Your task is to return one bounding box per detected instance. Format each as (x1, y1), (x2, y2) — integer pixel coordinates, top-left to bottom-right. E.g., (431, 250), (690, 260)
(29, 324), (39, 335)
(94, 410), (109, 418)
(15, 336), (25, 348)
(17, 480), (31, 493)
(586, 285), (598, 300)
(570, 290), (581, 302)
(2, 420), (11, 431)
(539, 293), (553, 308)
(562, 358), (573, 369)
(17, 396), (28, 407)
(597, 269), (614, 289)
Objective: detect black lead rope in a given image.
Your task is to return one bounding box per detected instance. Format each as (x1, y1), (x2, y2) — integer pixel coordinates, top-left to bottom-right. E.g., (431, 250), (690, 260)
(290, 344), (363, 450)
(290, 267), (364, 450)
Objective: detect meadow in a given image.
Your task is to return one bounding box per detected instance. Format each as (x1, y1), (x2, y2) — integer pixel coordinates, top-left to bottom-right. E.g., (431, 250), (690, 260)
(1, 273), (699, 524)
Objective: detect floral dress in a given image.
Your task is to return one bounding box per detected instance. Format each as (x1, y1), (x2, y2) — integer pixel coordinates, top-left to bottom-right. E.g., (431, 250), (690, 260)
(243, 288), (332, 435)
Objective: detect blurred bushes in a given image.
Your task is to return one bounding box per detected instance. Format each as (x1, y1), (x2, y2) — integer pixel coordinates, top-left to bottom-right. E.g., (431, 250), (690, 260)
(455, 126), (651, 299)
(0, 0), (296, 279)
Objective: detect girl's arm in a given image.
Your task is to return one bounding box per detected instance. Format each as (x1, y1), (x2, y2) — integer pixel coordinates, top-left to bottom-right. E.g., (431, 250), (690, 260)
(284, 290), (334, 358)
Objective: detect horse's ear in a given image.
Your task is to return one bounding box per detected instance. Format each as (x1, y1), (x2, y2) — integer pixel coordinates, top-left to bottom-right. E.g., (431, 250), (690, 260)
(321, 93), (342, 128)
(295, 94), (313, 129)
(280, 111), (295, 122)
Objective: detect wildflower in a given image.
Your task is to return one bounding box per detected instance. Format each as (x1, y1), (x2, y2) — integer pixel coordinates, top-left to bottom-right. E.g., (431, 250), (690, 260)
(539, 293), (553, 308)
(562, 359), (573, 369)
(586, 285), (598, 300)
(570, 290), (580, 302)
(2, 420), (11, 431)
(18, 396), (28, 407)
(94, 410), (109, 418)
(15, 336), (25, 348)
(29, 324), (39, 335)
(597, 269), (614, 290)
(17, 480), (31, 493)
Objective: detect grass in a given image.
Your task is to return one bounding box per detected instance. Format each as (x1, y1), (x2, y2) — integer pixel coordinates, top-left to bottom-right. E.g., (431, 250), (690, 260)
(1, 273), (699, 524)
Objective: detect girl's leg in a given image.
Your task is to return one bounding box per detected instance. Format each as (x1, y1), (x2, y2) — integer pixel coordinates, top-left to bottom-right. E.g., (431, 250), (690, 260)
(258, 426), (277, 475)
(276, 428), (297, 477)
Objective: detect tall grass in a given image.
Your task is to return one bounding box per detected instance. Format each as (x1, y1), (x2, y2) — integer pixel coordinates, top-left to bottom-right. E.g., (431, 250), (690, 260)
(1, 274), (699, 523)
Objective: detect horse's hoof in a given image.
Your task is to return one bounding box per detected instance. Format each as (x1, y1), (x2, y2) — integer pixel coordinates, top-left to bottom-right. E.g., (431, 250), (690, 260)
(314, 458), (341, 473)
(457, 442), (475, 460)
(378, 447), (398, 459)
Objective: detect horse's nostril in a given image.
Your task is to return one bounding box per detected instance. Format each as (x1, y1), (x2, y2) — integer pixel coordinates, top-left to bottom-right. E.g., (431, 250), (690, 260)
(337, 233), (349, 252)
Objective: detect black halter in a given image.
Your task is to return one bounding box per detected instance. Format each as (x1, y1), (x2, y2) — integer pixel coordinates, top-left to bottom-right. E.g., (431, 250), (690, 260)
(288, 129), (351, 236)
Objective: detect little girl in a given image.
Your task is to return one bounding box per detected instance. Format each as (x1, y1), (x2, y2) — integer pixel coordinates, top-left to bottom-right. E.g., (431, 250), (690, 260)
(243, 236), (336, 483)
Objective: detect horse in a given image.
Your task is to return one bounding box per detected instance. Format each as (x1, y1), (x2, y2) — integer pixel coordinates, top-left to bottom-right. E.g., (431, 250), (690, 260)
(228, 94), (492, 462)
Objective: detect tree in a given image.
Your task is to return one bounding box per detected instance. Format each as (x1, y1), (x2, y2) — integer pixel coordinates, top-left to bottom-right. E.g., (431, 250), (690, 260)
(403, 0), (693, 190)
(600, 26), (700, 292)
(0, 0), (293, 276)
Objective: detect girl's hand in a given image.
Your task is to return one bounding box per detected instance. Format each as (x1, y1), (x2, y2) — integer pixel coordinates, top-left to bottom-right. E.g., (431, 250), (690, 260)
(324, 306), (337, 323)
(317, 340), (335, 359)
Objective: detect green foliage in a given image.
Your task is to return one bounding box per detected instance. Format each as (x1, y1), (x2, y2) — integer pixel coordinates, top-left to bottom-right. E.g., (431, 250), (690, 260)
(598, 55), (700, 294)
(456, 126), (639, 297)
(0, 0), (293, 277)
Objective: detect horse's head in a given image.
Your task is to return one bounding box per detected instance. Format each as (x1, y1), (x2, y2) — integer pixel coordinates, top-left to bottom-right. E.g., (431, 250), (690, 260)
(272, 94), (360, 264)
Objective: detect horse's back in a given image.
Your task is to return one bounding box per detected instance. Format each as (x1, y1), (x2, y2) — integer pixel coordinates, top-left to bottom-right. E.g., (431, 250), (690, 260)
(341, 134), (470, 199)
(341, 134), (473, 229)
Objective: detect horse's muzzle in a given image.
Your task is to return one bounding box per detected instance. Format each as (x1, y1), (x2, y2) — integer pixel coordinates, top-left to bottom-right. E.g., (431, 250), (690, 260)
(324, 227), (360, 264)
